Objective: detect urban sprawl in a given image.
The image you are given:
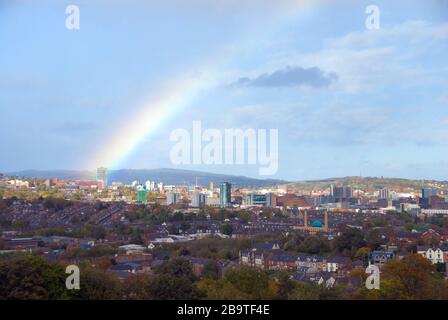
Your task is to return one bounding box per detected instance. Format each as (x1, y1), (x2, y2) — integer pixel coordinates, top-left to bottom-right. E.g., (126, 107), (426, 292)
(1, 168), (448, 299)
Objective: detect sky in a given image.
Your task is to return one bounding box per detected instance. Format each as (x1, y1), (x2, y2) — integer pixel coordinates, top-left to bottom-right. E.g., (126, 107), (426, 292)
(0, 0), (447, 181)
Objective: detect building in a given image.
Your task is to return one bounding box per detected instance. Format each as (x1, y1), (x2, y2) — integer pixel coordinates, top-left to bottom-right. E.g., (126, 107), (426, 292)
(379, 188), (390, 200)
(246, 194), (267, 206)
(276, 194), (311, 209)
(96, 167), (108, 188)
(266, 193), (277, 207)
(145, 180), (156, 191)
(293, 210), (329, 233)
(331, 185), (353, 202)
(206, 197), (220, 208)
(166, 193), (180, 206)
(220, 182), (231, 208)
(422, 209), (448, 217)
(75, 180), (101, 190)
(191, 192), (206, 208)
(136, 190), (148, 204)
(245, 193), (277, 207)
(268, 255), (297, 271)
(368, 251), (395, 268)
(421, 188), (438, 208)
(239, 249), (269, 269)
(422, 188), (438, 199)
(417, 245), (448, 264)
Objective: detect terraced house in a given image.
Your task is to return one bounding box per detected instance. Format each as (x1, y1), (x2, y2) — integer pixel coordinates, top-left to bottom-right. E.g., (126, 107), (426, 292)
(417, 245), (448, 264)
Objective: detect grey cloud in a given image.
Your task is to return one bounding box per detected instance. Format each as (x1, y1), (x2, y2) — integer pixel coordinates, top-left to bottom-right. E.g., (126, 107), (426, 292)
(235, 66), (338, 88)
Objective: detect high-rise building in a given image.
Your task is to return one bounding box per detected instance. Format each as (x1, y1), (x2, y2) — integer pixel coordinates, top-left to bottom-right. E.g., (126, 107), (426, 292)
(145, 180), (156, 191)
(191, 192), (206, 208)
(166, 192), (180, 205)
(421, 188), (438, 208)
(422, 188), (437, 199)
(331, 185), (352, 201)
(266, 193), (277, 207)
(220, 182), (231, 208)
(137, 190), (148, 203)
(96, 167), (108, 187)
(379, 188), (390, 200)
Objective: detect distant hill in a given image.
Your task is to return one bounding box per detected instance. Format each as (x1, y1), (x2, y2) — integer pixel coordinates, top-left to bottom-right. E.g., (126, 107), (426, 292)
(7, 168), (288, 188)
(287, 176), (448, 193)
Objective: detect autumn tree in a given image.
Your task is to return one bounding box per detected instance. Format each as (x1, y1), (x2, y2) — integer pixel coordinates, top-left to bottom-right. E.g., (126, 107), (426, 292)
(148, 258), (202, 300)
(379, 254), (448, 300)
(199, 268), (277, 300)
(0, 255), (71, 300)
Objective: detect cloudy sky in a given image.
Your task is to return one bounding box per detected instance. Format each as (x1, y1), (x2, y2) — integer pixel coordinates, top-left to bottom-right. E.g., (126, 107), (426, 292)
(0, 0), (447, 180)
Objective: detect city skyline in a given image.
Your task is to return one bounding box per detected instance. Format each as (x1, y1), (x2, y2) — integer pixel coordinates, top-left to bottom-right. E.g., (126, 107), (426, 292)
(2, 0), (448, 305)
(1, 0), (447, 181)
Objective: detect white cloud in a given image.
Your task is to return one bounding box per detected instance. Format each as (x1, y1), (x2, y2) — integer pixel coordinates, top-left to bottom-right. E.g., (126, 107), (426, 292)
(266, 20), (448, 93)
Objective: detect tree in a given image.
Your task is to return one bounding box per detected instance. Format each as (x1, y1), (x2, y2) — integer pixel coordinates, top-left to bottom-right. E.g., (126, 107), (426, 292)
(92, 226), (107, 240)
(355, 247), (370, 264)
(148, 258), (202, 300)
(379, 254), (448, 300)
(222, 268), (276, 300)
(220, 224), (233, 236)
(122, 274), (154, 300)
(202, 261), (219, 280)
(274, 272), (297, 300)
(0, 255), (71, 300)
(366, 229), (385, 250)
(149, 274), (202, 300)
(297, 236), (331, 255)
(74, 265), (121, 300)
(156, 258), (196, 281)
(334, 227), (366, 257)
(238, 211), (251, 223)
(198, 268), (276, 300)
(288, 283), (321, 300)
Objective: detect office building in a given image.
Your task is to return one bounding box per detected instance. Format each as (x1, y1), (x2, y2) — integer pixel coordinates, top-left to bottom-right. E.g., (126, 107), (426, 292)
(379, 188), (390, 200)
(137, 190), (148, 203)
(246, 194), (267, 206)
(166, 192), (180, 206)
(330, 185), (352, 201)
(96, 167), (108, 188)
(220, 182), (232, 208)
(422, 188), (437, 199)
(191, 192), (206, 208)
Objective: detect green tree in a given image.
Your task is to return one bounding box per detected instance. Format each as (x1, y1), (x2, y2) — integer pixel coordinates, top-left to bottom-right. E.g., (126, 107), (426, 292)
(74, 265), (121, 300)
(379, 254), (448, 300)
(220, 224), (234, 236)
(334, 227), (366, 257)
(288, 283), (321, 300)
(149, 258), (202, 300)
(0, 255), (71, 300)
(297, 236), (331, 255)
(222, 268), (275, 299)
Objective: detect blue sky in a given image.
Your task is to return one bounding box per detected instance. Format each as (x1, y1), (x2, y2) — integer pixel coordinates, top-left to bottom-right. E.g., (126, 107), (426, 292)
(0, 0), (447, 180)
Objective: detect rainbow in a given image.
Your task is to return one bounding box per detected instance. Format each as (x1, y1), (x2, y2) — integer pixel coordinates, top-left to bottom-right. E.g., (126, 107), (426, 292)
(88, 0), (323, 170)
